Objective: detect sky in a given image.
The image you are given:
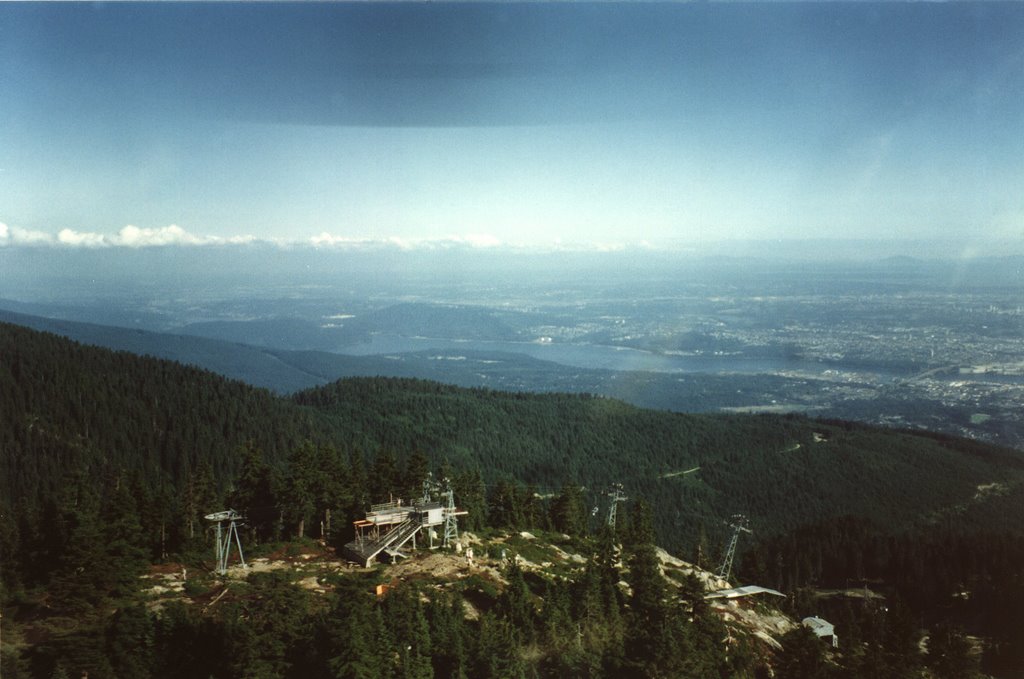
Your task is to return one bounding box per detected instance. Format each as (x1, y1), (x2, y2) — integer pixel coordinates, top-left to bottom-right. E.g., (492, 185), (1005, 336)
(1, 2), (1023, 253)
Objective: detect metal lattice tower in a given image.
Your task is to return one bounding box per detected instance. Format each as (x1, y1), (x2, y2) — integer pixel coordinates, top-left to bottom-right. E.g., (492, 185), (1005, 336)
(422, 472), (437, 504)
(716, 514), (752, 582)
(205, 509), (246, 575)
(441, 477), (459, 547)
(606, 483), (628, 529)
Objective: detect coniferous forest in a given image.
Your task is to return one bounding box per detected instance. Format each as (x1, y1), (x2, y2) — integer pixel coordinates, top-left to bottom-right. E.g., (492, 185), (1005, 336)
(2, 321), (1024, 678)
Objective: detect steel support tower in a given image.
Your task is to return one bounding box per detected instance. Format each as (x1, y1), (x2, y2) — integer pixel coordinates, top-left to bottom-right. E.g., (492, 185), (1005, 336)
(441, 477), (459, 547)
(606, 483), (628, 529)
(205, 509), (246, 575)
(717, 514), (751, 581)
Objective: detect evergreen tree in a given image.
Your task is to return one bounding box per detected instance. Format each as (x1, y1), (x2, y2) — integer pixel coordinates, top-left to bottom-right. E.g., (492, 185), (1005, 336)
(38, 623), (114, 679)
(402, 450), (431, 502)
(100, 480), (150, 603)
(152, 601), (221, 679)
(231, 442), (279, 543)
(453, 468), (487, 532)
(106, 603), (155, 679)
(283, 441), (320, 538)
(52, 487), (107, 614)
(498, 561), (537, 644)
(370, 448), (401, 502)
(427, 590), (468, 679)
(327, 583), (391, 679)
(489, 479), (523, 530)
(468, 613), (526, 679)
(550, 484), (586, 537)
(693, 522), (711, 571)
(926, 622), (980, 679)
(775, 625), (830, 679)
(382, 585), (434, 679)
(0, 644), (30, 679)
(183, 458), (218, 542)
(223, 571), (312, 679)
(622, 501), (675, 677)
(521, 484), (545, 530)
(625, 502), (663, 619)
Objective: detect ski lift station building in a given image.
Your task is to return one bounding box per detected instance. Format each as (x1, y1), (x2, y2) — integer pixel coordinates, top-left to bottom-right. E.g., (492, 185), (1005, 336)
(343, 499), (465, 567)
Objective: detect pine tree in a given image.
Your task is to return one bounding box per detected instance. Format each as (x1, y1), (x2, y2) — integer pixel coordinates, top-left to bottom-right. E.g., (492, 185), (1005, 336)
(453, 468), (487, 531)
(106, 603), (155, 679)
(623, 501), (673, 677)
(231, 442), (279, 543)
(775, 625), (830, 679)
(489, 479), (522, 530)
(427, 590), (468, 679)
(328, 583), (390, 679)
(402, 450), (431, 502)
(284, 441), (320, 538)
(550, 484), (586, 537)
(370, 448), (400, 502)
(382, 585), (434, 679)
(100, 480), (149, 603)
(224, 571), (312, 679)
(183, 458), (217, 542)
(927, 622), (980, 679)
(468, 613), (526, 679)
(52, 495), (106, 613)
(498, 561), (536, 644)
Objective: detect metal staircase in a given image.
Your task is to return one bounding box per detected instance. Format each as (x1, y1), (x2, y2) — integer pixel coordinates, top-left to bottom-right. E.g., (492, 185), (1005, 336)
(344, 518), (422, 567)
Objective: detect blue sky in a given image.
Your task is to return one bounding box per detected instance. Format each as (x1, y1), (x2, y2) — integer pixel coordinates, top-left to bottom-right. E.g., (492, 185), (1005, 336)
(1, 2), (1022, 251)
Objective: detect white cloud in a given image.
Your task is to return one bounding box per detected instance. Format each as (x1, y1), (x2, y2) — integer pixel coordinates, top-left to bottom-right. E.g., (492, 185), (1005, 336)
(1, 218), (647, 253)
(4, 223), (258, 248)
(452, 233), (502, 248)
(310, 232), (379, 248)
(310, 232), (506, 251)
(114, 224), (206, 247)
(58, 228), (107, 248)
(0, 222), (54, 246)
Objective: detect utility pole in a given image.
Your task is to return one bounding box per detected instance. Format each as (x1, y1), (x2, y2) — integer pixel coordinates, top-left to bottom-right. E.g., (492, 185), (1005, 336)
(717, 514), (752, 582)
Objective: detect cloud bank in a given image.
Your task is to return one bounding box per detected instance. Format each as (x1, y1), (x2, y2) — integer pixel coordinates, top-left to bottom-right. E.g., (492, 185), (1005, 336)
(8, 220), (1015, 259)
(0, 222), (55, 246)
(310, 232), (505, 251)
(0, 222), (259, 248)
(1, 220), (632, 253)
(52, 224), (259, 248)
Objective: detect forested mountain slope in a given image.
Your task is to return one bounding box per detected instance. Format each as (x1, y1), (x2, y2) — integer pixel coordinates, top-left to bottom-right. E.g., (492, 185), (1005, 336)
(294, 378), (1024, 550)
(4, 321), (1023, 558)
(0, 308), (329, 392)
(4, 322), (1024, 677)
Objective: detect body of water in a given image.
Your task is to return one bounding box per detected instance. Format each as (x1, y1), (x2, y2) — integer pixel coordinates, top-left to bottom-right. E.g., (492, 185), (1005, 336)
(337, 334), (900, 379)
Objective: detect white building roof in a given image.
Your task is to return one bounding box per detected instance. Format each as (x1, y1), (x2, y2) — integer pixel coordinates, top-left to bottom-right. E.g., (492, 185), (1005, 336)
(802, 616), (836, 637)
(704, 585), (786, 600)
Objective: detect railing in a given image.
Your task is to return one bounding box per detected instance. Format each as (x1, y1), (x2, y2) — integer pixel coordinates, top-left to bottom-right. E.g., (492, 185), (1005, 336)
(347, 518), (421, 563)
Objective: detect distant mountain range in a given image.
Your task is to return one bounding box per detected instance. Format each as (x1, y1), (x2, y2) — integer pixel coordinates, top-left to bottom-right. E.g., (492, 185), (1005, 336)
(0, 306), (797, 406)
